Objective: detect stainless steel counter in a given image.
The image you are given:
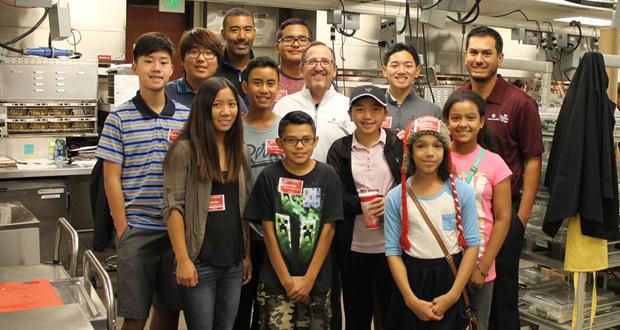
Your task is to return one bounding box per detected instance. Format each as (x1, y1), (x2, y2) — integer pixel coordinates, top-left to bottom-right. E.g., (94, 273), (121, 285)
(0, 165), (93, 179)
(0, 304), (95, 330)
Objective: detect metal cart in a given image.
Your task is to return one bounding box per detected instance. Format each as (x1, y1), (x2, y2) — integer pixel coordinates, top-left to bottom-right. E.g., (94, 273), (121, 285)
(0, 217), (115, 330)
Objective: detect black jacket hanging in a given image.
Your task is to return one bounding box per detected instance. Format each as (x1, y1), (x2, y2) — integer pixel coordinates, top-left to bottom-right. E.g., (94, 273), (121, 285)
(543, 52), (619, 240)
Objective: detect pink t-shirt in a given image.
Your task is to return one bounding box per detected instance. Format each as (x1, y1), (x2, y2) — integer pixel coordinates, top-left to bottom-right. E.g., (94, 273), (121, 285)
(276, 72), (305, 102)
(450, 144), (512, 282)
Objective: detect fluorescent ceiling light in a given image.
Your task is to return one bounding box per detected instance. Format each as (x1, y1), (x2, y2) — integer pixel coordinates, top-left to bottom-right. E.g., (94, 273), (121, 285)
(536, 0), (612, 10)
(554, 16), (611, 26)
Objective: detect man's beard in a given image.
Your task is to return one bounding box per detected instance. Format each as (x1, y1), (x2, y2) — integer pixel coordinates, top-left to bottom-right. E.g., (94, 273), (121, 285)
(470, 67), (498, 83)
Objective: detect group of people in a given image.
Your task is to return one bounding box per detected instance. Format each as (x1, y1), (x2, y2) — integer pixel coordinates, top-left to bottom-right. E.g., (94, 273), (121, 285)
(96, 6), (543, 330)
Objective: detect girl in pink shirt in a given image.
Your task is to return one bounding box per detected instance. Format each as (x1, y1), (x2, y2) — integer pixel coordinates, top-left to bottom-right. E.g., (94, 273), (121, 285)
(443, 91), (512, 330)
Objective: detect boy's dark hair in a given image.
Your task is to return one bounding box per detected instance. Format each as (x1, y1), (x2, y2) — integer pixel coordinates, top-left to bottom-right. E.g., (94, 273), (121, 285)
(383, 43), (421, 66)
(276, 18), (312, 40)
(243, 56), (280, 82)
(442, 90), (495, 151)
(278, 111), (316, 137)
(466, 26), (503, 54)
(511, 79), (526, 89)
(222, 7), (254, 29)
(179, 27), (223, 64)
(133, 32), (174, 62)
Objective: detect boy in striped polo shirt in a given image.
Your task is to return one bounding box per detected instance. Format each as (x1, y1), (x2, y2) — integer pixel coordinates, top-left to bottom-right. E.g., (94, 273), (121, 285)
(96, 32), (189, 330)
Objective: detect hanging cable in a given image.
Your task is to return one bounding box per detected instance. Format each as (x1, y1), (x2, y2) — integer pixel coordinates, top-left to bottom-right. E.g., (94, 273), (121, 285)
(447, 0), (481, 25)
(3, 8), (49, 45)
(398, 0), (411, 35)
(67, 28), (82, 52)
(0, 41), (24, 54)
(420, 0), (444, 11)
(564, 20), (582, 53)
(421, 23), (435, 103)
(491, 9), (543, 49)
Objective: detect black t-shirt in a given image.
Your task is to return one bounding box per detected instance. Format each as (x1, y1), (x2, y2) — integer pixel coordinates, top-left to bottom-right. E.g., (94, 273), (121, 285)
(200, 176), (243, 266)
(244, 161), (343, 294)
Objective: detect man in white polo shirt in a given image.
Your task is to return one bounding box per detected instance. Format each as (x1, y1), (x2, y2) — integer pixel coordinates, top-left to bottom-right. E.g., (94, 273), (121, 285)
(274, 41), (352, 162)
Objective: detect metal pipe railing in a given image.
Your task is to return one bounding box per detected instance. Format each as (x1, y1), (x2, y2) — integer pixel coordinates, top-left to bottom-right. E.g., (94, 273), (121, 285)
(53, 217), (79, 277)
(83, 250), (116, 330)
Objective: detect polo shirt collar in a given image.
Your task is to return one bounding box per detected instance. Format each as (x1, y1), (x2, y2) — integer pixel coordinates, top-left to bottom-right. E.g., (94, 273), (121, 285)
(132, 91), (176, 118)
(222, 49), (255, 73)
(486, 75), (509, 105)
(175, 75), (194, 95)
(386, 87), (418, 106)
(352, 128), (387, 150)
(463, 74), (508, 105)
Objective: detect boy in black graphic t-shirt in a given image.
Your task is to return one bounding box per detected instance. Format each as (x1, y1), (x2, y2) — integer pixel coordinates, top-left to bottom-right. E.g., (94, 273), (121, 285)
(244, 111), (343, 329)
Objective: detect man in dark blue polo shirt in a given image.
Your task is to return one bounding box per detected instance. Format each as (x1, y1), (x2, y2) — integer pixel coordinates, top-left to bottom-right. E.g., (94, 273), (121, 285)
(456, 26), (543, 330)
(217, 7), (255, 104)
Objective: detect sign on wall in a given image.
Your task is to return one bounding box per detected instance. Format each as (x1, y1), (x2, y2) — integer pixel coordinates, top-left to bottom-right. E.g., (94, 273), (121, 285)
(159, 0), (184, 13)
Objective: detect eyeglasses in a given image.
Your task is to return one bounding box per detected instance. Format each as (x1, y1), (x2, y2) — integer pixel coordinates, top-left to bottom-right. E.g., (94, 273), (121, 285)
(304, 58), (333, 67)
(280, 136), (315, 146)
(187, 49), (216, 60)
(278, 36), (311, 46)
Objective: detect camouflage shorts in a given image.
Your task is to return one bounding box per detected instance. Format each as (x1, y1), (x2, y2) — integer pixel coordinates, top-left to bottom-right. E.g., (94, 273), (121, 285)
(256, 282), (331, 330)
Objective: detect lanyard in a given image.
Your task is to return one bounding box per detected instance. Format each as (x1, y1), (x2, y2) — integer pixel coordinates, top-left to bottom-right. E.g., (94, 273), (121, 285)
(465, 148), (486, 184)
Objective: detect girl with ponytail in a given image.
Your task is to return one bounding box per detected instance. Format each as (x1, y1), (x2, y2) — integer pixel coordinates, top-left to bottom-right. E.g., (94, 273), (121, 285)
(384, 116), (481, 330)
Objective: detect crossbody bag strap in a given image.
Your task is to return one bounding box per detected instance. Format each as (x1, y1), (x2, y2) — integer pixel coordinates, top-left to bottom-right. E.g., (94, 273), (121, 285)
(465, 148), (486, 184)
(407, 186), (472, 307)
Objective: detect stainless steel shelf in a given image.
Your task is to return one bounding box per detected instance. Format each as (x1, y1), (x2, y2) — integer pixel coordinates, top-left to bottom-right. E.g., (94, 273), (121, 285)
(520, 307), (620, 330)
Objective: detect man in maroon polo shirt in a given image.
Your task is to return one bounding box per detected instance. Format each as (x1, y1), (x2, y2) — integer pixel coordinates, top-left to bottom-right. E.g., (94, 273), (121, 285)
(456, 26), (543, 330)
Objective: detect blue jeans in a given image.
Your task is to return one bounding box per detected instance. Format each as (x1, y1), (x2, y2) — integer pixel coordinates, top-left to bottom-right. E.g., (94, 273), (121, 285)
(178, 261), (243, 330)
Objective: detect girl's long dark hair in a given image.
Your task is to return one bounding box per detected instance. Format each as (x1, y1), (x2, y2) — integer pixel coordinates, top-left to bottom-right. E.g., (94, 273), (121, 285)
(168, 76), (249, 183)
(442, 90), (495, 152)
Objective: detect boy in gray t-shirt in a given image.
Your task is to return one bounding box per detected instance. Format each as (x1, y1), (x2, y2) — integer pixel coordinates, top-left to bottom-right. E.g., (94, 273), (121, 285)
(236, 56), (283, 329)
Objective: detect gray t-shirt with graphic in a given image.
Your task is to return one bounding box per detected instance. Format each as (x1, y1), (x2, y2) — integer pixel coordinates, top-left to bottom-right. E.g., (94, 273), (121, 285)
(243, 118), (283, 238)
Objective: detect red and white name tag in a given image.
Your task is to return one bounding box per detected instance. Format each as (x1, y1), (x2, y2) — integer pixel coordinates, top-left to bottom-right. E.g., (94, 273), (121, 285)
(167, 129), (182, 143)
(266, 139), (284, 155)
(278, 177), (303, 195)
(413, 117), (440, 132)
(382, 116), (393, 128)
(208, 195), (225, 212)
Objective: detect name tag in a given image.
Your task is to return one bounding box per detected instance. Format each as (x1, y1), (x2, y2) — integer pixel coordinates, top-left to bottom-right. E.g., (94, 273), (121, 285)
(167, 129), (182, 144)
(278, 178), (303, 195)
(382, 116), (393, 128)
(208, 195), (225, 212)
(266, 139), (284, 155)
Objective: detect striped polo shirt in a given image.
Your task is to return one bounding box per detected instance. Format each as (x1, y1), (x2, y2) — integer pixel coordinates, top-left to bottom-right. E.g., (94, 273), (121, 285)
(96, 92), (190, 230)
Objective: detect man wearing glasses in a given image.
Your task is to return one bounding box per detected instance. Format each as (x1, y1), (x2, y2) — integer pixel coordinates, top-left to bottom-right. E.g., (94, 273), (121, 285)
(166, 27), (223, 108)
(274, 41), (353, 163)
(274, 18), (312, 101)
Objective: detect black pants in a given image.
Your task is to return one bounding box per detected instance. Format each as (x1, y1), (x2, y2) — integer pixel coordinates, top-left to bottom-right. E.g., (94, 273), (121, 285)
(233, 239), (265, 330)
(489, 199), (525, 330)
(341, 251), (395, 330)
